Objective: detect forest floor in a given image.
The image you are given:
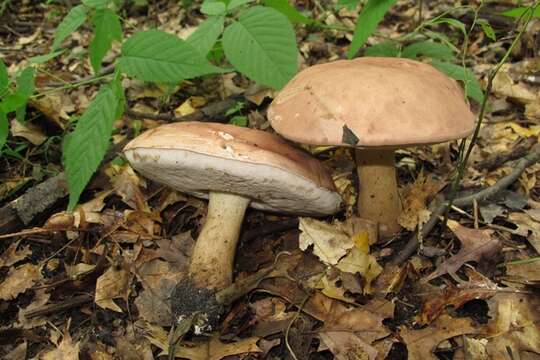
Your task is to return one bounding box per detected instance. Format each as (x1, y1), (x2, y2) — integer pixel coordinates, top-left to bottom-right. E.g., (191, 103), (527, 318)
(0, 0), (539, 359)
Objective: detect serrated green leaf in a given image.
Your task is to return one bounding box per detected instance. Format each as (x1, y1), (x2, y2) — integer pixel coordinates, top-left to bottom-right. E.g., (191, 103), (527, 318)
(52, 5), (88, 50)
(347, 0), (397, 58)
(227, 0), (255, 11)
(364, 42), (400, 57)
(82, 0), (111, 9)
(401, 41), (455, 60)
(90, 8), (122, 73)
(0, 111), (7, 153)
(15, 67), (35, 122)
(223, 6), (298, 89)
(477, 19), (496, 41)
(29, 49), (65, 65)
(264, 0), (313, 24)
(118, 30), (223, 83)
(64, 81), (122, 211)
(0, 59), (8, 94)
(201, 0), (226, 15)
(229, 115), (247, 126)
(0, 92), (28, 113)
(186, 16), (224, 56)
(501, 6), (540, 19)
(431, 60), (484, 104)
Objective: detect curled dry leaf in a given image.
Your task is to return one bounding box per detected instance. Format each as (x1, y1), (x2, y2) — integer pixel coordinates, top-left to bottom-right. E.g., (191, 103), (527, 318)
(485, 292), (540, 358)
(0, 263), (41, 301)
(509, 211), (540, 254)
(423, 220), (502, 282)
(400, 315), (478, 359)
(10, 119), (47, 145)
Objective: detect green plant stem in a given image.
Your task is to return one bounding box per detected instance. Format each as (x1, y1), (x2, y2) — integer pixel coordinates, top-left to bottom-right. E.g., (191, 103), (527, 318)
(32, 74), (110, 98)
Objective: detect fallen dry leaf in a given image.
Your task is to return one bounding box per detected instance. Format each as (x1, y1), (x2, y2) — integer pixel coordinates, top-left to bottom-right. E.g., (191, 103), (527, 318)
(416, 268), (500, 325)
(424, 220), (501, 282)
(0, 240), (32, 268)
(400, 315), (477, 359)
(319, 331), (378, 360)
(4, 341), (27, 360)
(95, 265), (130, 312)
(42, 328), (80, 360)
(509, 211), (540, 254)
(17, 289), (50, 329)
(0, 263), (41, 301)
(144, 323), (261, 359)
(10, 119), (47, 145)
(398, 172), (443, 231)
(485, 292), (540, 359)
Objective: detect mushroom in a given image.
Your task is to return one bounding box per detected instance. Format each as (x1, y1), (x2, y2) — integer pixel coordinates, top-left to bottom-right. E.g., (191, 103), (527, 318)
(267, 57), (475, 237)
(124, 121), (341, 328)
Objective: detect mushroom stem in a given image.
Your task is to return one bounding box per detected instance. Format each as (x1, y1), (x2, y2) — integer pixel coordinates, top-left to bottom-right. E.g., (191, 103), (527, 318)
(189, 192), (250, 290)
(355, 148), (402, 237)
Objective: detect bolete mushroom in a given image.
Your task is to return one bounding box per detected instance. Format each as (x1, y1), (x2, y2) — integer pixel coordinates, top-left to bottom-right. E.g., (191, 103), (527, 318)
(267, 57), (475, 237)
(124, 121), (341, 328)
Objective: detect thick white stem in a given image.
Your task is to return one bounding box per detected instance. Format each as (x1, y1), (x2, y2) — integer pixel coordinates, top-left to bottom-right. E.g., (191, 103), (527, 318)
(356, 148), (402, 237)
(189, 192), (250, 290)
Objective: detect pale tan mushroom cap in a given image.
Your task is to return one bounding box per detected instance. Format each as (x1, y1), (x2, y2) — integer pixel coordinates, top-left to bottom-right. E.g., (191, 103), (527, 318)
(268, 57), (475, 147)
(124, 122), (341, 215)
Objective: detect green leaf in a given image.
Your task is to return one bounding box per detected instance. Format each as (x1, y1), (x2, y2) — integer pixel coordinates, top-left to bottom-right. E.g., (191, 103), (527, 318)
(52, 5), (88, 50)
(335, 0), (361, 11)
(430, 60), (484, 104)
(63, 80), (123, 211)
(0, 59), (8, 94)
(118, 30), (223, 83)
(222, 6), (298, 89)
(364, 42), (400, 57)
(501, 6), (540, 19)
(82, 0), (111, 9)
(15, 67), (35, 122)
(401, 41), (455, 60)
(29, 49), (65, 65)
(431, 17), (466, 36)
(90, 8), (122, 73)
(477, 19), (496, 41)
(186, 16), (224, 56)
(227, 0), (255, 11)
(264, 0), (313, 24)
(347, 0), (397, 59)
(201, 0), (227, 15)
(0, 111), (7, 153)
(0, 92), (28, 113)
(229, 115), (247, 126)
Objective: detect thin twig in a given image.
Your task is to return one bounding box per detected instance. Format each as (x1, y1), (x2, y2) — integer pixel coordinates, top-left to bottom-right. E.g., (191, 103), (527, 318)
(391, 144), (540, 265)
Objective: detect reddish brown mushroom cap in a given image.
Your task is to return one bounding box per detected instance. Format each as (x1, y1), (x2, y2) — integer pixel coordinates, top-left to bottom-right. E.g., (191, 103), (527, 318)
(267, 57), (475, 147)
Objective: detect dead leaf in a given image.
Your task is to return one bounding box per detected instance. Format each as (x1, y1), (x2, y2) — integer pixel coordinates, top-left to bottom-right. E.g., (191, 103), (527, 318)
(319, 331), (378, 360)
(17, 289), (50, 329)
(111, 165), (151, 212)
(144, 323), (261, 359)
(95, 266), (130, 312)
(0, 240), (32, 268)
(423, 220), (501, 282)
(42, 328), (80, 360)
(485, 293), (540, 359)
(398, 172), (443, 231)
(10, 120), (47, 145)
(29, 94), (74, 129)
(0, 263), (41, 301)
(4, 341), (27, 360)
(400, 315), (478, 359)
(509, 211), (540, 254)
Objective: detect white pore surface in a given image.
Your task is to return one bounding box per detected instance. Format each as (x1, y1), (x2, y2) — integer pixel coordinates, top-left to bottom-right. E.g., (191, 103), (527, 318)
(125, 148), (342, 216)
